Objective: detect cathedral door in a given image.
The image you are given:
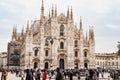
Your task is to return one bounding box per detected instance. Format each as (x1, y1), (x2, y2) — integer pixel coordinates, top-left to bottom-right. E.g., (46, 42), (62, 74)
(45, 62), (49, 69)
(59, 59), (64, 69)
(84, 63), (88, 69)
(34, 62), (38, 69)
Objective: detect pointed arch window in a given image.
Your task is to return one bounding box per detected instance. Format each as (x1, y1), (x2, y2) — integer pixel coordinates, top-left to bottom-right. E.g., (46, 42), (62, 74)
(60, 24), (65, 36)
(45, 40), (49, 46)
(45, 62), (49, 69)
(34, 49), (38, 56)
(45, 50), (48, 56)
(74, 40), (78, 47)
(34, 62), (38, 69)
(75, 51), (78, 57)
(84, 51), (87, 57)
(60, 42), (64, 49)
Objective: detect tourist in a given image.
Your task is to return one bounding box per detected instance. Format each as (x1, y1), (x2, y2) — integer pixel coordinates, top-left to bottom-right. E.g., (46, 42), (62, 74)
(20, 69), (25, 80)
(1, 69), (8, 80)
(101, 70), (104, 78)
(108, 76), (112, 80)
(55, 67), (63, 80)
(85, 69), (89, 80)
(34, 69), (41, 80)
(96, 69), (99, 79)
(77, 72), (80, 80)
(89, 69), (94, 80)
(42, 69), (47, 80)
(25, 69), (33, 80)
(93, 70), (97, 80)
(64, 70), (67, 79)
(69, 70), (73, 80)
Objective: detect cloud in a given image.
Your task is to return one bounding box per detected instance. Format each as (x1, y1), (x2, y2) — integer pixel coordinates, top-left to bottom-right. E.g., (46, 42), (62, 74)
(0, 36), (11, 52)
(106, 24), (119, 29)
(95, 36), (119, 53)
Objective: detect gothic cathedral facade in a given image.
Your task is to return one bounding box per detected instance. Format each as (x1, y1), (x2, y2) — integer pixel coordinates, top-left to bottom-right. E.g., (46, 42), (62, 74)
(8, 0), (95, 70)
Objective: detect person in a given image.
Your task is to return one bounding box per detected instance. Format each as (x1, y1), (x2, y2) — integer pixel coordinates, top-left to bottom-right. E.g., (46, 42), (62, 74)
(55, 67), (63, 80)
(21, 70), (25, 80)
(108, 76), (112, 80)
(69, 70), (73, 80)
(77, 72), (80, 80)
(96, 69), (99, 80)
(101, 71), (104, 78)
(89, 69), (94, 80)
(93, 70), (97, 80)
(42, 69), (47, 80)
(85, 69), (89, 80)
(34, 69), (41, 80)
(64, 70), (67, 79)
(25, 69), (33, 80)
(1, 69), (8, 80)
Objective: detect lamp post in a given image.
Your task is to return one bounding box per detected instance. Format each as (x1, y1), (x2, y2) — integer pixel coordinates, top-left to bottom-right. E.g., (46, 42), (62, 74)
(29, 52), (31, 69)
(28, 38), (32, 69)
(46, 36), (56, 67)
(46, 36), (56, 80)
(50, 38), (54, 67)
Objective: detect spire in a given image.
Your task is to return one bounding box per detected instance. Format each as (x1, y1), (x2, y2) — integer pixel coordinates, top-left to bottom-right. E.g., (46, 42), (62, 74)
(12, 25), (15, 34)
(14, 25), (17, 34)
(49, 9), (51, 18)
(21, 26), (24, 35)
(71, 6), (73, 20)
(12, 25), (16, 41)
(89, 26), (92, 40)
(89, 26), (95, 43)
(67, 6), (69, 18)
(26, 20), (29, 32)
(91, 26), (94, 40)
(80, 16), (82, 30)
(55, 4), (57, 17)
(79, 17), (83, 40)
(41, 0), (44, 19)
(51, 4), (54, 17)
(29, 23), (33, 36)
(86, 31), (88, 40)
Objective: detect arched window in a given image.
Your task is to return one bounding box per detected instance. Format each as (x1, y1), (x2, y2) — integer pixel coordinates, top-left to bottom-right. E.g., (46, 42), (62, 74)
(60, 24), (64, 36)
(84, 51), (87, 57)
(75, 51), (78, 57)
(116, 62), (118, 66)
(34, 62), (38, 69)
(74, 40), (78, 47)
(45, 62), (49, 69)
(75, 63), (78, 69)
(97, 62), (99, 65)
(60, 42), (64, 49)
(34, 49), (38, 56)
(112, 62), (114, 65)
(45, 40), (49, 46)
(45, 50), (48, 56)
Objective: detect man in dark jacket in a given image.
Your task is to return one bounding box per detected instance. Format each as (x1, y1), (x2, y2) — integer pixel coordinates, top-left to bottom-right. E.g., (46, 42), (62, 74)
(55, 67), (63, 80)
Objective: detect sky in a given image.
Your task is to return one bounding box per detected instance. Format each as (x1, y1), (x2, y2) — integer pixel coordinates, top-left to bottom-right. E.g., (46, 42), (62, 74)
(0, 0), (120, 53)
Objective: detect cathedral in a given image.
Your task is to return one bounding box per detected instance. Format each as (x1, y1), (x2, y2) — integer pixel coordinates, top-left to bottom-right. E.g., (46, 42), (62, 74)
(7, 0), (96, 70)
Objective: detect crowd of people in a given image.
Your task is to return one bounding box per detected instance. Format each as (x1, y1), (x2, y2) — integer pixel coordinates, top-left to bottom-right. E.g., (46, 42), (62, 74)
(0, 67), (120, 80)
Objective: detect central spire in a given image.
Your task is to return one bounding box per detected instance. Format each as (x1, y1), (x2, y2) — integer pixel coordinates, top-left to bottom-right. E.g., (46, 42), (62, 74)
(80, 16), (83, 30)
(40, 0), (44, 19)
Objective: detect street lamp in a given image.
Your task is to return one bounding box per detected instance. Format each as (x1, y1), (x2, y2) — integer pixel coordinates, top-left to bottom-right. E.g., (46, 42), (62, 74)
(46, 36), (56, 80)
(29, 52), (31, 69)
(46, 36), (56, 68)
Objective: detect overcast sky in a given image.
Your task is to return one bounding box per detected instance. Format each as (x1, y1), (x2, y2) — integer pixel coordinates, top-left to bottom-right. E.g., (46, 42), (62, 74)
(0, 0), (120, 53)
